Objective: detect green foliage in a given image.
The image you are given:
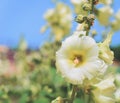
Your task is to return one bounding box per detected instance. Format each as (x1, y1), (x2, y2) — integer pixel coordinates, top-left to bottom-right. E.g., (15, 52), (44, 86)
(0, 41), (69, 102)
(111, 46), (120, 61)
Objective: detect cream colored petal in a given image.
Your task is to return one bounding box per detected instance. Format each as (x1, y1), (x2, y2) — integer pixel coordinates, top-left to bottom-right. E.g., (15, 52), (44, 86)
(96, 95), (115, 103)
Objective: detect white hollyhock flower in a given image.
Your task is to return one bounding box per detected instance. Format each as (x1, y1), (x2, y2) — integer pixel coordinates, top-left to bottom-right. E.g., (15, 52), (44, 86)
(92, 76), (116, 103)
(56, 31), (107, 85)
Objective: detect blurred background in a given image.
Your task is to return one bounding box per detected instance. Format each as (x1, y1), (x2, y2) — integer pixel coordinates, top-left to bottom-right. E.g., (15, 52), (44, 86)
(0, 0), (120, 103)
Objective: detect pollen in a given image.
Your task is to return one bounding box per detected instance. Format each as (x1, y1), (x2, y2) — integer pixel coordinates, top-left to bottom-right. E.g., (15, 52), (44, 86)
(74, 56), (83, 65)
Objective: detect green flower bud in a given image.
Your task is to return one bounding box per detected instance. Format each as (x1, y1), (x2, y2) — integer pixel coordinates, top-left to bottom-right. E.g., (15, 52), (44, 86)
(82, 3), (92, 11)
(75, 15), (85, 23)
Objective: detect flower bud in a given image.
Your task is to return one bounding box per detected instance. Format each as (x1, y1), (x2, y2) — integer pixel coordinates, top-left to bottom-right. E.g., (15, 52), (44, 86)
(75, 15), (85, 23)
(88, 14), (95, 20)
(82, 3), (92, 11)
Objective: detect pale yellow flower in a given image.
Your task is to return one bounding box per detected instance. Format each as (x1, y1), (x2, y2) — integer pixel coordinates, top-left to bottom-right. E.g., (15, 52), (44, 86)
(98, 32), (114, 64)
(56, 32), (107, 84)
(115, 10), (120, 20)
(43, 3), (72, 41)
(112, 10), (120, 31)
(97, 6), (113, 26)
(92, 76), (116, 103)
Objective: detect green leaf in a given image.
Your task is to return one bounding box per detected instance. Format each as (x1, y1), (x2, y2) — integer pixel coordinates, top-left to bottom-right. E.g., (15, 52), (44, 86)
(74, 98), (84, 103)
(19, 93), (28, 103)
(34, 97), (49, 103)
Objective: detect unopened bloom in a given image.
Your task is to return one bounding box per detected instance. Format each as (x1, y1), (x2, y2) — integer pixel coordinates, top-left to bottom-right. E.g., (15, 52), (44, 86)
(98, 32), (114, 64)
(92, 76), (116, 103)
(56, 31), (107, 85)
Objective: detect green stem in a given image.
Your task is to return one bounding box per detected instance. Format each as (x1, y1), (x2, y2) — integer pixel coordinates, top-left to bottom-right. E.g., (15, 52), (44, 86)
(69, 85), (77, 103)
(90, 0), (94, 14)
(86, 30), (89, 36)
(87, 0), (94, 35)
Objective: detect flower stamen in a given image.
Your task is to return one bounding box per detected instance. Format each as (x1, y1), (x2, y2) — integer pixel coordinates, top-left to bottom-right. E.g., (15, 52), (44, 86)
(74, 56), (83, 66)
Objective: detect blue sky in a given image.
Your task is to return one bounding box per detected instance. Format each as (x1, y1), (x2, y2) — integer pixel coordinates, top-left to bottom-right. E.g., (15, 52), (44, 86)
(0, 0), (120, 49)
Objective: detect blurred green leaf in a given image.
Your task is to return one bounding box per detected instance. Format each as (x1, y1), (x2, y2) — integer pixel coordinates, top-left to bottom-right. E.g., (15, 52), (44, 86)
(34, 97), (49, 103)
(19, 93), (28, 103)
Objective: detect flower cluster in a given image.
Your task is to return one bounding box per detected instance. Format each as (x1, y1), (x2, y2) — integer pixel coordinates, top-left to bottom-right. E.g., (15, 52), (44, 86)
(41, 3), (72, 41)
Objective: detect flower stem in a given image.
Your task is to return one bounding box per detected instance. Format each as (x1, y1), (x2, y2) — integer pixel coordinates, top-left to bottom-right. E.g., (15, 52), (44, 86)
(90, 0), (94, 14)
(69, 85), (78, 103)
(86, 0), (94, 35)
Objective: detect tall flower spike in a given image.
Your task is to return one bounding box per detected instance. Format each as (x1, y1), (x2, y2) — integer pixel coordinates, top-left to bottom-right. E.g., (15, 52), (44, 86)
(98, 32), (114, 65)
(56, 31), (107, 85)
